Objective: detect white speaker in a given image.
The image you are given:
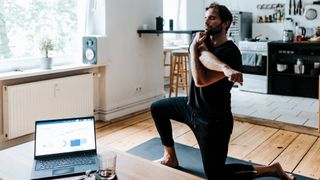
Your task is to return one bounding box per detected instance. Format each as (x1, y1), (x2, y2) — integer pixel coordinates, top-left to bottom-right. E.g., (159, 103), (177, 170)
(82, 35), (107, 64)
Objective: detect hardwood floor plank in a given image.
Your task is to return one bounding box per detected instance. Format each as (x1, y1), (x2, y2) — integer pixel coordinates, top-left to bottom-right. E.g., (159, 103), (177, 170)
(96, 112), (151, 138)
(175, 130), (197, 147)
(228, 125), (278, 159)
(231, 121), (254, 141)
(97, 118), (154, 146)
(273, 134), (317, 172)
(293, 137), (320, 179)
(108, 125), (159, 151)
(243, 130), (298, 165)
(171, 121), (192, 139)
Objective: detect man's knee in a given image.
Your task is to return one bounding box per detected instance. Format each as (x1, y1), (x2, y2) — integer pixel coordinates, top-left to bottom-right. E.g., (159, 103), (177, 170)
(150, 100), (161, 113)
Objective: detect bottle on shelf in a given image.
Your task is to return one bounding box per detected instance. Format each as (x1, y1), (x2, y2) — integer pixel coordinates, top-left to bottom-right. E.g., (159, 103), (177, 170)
(294, 58), (305, 74)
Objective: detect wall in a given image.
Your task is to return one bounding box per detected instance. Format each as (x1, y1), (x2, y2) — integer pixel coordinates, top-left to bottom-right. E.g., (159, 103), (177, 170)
(99, 0), (164, 120)
(186, 0), (205, 30)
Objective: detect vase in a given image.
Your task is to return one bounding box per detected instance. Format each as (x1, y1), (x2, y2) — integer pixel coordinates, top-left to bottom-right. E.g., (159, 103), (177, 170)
(40, 57), (53, 69)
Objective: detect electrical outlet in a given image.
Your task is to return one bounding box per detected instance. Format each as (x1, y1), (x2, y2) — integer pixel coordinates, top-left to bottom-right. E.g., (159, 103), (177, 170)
(135, 86), (142, 93)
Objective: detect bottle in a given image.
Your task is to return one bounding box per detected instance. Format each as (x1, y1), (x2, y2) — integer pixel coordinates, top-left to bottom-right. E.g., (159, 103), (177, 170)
(294, 58), (304, 74)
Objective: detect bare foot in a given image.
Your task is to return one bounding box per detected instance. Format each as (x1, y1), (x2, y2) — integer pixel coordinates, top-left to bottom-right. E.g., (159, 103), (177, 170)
(269, 162), (294, 180)
(153, 155), (179, 168)
(254, 162), (294, 180)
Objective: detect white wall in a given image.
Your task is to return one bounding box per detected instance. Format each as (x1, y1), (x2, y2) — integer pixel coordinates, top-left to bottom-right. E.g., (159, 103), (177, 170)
(98, 0), (164, 120)
(186, 0), (205, 30)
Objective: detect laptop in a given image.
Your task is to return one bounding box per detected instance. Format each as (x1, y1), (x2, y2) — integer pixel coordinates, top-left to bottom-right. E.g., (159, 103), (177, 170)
(31, 116), (99, 180)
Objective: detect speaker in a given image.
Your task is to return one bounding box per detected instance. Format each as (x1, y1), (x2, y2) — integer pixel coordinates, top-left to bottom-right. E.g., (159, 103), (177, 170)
(82, 35), (107, 64)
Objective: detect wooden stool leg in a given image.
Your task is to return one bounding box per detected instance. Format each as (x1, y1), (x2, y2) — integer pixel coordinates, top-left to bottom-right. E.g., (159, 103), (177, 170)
(175, 57), (181, 97)
(169, 56), (176, 97)
(184, 56), (189, 96)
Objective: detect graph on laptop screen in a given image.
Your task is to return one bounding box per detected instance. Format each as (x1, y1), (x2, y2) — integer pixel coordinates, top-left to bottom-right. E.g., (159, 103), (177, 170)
(35, 118), (96, 156)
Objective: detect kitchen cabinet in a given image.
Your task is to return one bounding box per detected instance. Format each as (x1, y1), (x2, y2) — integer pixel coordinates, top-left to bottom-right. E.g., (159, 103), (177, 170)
(268, 41), (320, 98)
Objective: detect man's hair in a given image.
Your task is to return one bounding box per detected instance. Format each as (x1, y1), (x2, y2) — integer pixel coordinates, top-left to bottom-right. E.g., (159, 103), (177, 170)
(206, 3), (233, 32)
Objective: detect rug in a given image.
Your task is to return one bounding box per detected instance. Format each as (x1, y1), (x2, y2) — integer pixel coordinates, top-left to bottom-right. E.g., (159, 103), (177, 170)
(127, 138), (315, 180)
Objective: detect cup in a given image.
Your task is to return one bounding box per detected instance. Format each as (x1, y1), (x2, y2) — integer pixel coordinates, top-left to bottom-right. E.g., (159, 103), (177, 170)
(98, 150), (117, 180)
(142, 24), (148, 30)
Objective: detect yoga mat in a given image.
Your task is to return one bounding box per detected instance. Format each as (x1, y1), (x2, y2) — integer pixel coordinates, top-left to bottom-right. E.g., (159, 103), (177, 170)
(127, 138), (315, 180)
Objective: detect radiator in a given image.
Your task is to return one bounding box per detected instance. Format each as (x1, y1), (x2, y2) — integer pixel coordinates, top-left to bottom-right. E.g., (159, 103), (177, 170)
(2, 73), (94, 140)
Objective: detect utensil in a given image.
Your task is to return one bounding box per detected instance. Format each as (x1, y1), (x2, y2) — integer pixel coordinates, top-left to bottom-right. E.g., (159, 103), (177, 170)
(289, 0), (292, 15)
(298, 0), (302, 15)
(304, 5), (318, 20)
(293, 0), (296, 15)
(296, 26), (306, 36)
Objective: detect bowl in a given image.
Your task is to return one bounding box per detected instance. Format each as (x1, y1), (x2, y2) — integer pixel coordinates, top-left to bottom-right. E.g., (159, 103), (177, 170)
(276, 64), (288, 72)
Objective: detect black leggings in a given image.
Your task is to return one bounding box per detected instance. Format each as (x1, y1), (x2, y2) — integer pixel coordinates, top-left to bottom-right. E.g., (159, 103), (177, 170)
(150, 97), (255, 180)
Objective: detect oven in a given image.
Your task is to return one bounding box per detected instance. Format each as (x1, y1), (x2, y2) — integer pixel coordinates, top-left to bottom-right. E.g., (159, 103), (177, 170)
(238, 41), (268, 93)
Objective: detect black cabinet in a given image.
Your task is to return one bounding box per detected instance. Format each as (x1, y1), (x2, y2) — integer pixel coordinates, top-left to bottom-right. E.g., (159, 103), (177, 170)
(268, 41), (320, 98)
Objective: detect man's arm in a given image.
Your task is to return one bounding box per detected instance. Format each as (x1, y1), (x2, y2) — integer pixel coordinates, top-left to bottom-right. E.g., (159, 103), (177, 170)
(198, 46), (243, 85)
(190, 32), (243, 87)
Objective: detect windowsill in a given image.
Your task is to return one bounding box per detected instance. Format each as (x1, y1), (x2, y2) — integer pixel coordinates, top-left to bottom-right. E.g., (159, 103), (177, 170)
(0, 63), (106, 81)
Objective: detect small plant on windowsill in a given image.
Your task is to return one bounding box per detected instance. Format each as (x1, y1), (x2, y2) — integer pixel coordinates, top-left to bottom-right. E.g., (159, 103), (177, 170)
(39, 37), (55, 69)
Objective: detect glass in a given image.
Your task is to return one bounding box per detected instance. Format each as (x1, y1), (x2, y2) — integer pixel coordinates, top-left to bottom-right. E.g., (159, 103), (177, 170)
(98, 150), (117, 180)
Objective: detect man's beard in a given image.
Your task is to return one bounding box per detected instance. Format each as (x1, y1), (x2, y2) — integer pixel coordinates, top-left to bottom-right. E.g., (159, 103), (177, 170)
(206, 23), (223, 36)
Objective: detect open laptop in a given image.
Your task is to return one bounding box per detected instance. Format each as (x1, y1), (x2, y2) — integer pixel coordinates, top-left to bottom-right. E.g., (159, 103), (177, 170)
(31, 116), (99, 180)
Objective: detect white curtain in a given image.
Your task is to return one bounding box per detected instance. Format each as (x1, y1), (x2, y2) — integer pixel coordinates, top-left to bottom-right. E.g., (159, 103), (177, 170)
(83, 0), (106, 36)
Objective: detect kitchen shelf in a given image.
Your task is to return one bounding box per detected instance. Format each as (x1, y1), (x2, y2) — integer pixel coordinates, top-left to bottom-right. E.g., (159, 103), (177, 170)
(268, 41), (320, 98)
(272, 72), (318, 78)
(137, 30), (203, 37)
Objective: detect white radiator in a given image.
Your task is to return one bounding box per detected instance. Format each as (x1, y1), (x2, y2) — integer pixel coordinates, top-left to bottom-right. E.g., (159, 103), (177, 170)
(2, 73), (94, 140)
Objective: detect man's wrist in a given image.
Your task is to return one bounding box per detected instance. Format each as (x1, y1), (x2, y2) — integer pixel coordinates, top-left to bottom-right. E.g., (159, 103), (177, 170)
(221, 64), (230, 72)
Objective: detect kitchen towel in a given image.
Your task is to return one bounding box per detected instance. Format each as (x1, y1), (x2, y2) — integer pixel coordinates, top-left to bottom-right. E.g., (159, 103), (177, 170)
(242, 53), (257, 67)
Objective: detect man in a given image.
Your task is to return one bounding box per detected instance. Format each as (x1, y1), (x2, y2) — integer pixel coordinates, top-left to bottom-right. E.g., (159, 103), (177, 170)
(151, 3), (293, 180)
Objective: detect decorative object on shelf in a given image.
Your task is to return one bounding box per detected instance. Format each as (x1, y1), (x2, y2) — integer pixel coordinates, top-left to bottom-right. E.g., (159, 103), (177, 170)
(156, 16), (164, 30)
(169, 19), (174, 31)
(39, 37), (54, 69)
(142, 24), (148, 30)
(310, 62), (320, 76)
(294, 58), (305, 74)
(276, 63), (288, 72)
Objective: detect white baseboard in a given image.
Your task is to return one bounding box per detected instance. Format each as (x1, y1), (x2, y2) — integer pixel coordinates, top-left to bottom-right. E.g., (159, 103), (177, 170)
(96, 93), (164, 121)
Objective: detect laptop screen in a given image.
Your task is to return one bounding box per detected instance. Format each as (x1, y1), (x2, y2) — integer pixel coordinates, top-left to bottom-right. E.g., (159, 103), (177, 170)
(35, 117), (96, 157)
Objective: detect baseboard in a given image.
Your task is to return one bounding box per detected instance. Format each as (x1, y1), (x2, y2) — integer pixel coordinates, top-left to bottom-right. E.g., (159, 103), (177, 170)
(234, 114), (320, 137)
(97, 94), (164, 121)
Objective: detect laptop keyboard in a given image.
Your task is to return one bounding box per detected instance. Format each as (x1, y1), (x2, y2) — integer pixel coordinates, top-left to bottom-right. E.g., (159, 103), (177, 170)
(35, 153), (96, 170)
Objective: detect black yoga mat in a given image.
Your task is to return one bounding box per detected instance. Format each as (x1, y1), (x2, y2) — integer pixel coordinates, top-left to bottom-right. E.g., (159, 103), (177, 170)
(127, 137), (315, 180)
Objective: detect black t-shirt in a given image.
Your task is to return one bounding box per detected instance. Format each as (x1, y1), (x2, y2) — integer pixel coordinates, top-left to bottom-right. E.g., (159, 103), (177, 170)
(188, 40), (242, 117)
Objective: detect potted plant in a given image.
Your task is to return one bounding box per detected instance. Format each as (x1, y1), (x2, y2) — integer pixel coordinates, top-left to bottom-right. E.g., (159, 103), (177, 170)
(39, 37), (54, 69)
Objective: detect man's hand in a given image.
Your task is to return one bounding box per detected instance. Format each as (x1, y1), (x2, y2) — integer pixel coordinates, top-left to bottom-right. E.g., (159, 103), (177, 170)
(191, 32), (207, 48)
(222, 65), (243, 85)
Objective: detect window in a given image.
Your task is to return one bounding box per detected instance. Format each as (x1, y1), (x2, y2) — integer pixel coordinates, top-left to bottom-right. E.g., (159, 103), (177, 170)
(163, 0), (188, 46)
(0, 0), (84, 69)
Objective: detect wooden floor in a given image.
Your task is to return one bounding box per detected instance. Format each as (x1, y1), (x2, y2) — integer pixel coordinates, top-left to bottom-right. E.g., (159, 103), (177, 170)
(95, 110), (320, 180)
